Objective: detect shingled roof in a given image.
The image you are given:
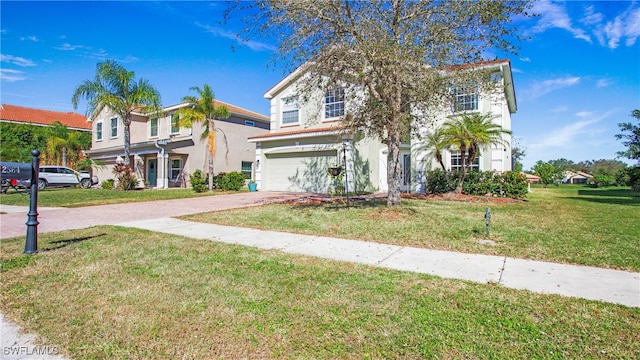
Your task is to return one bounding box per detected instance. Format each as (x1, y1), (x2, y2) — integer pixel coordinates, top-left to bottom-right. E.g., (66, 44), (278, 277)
(0, 104), (91, 131)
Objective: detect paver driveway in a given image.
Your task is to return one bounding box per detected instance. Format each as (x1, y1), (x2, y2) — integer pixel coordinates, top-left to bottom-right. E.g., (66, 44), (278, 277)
(0, 191), (308, 239)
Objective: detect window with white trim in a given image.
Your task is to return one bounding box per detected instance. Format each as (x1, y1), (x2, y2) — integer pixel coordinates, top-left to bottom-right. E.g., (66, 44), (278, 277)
(450, 151), (479, 171)
(150, 118), (158, 137)
(95, 121), (103, 141)
(170, 112), (180, 134)
(324, 88), (345, 119)
(452, 86), (478, 112)
(281, 96), (299, 125)
(110, 117), (118, 138)
(170, 158), (182, 181)
(241, 161), (252, 179)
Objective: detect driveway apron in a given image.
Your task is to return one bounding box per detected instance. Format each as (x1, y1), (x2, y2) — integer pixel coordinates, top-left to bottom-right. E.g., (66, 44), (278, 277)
(0, 191), (307, 239)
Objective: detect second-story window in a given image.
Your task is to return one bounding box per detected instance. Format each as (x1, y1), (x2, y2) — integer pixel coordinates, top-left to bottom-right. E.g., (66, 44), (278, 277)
(95, 121), (103, 141)
(110, 117), (118, 138)
(150, 118), (158, 137)
(170, 112), (180, 134)
(282, 96), (299, 125)
(453, 86), (478, 112)
(324, 88), (345, 119)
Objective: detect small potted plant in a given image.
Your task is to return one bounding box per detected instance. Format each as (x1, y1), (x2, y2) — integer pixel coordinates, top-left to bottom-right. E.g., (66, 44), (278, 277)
(248, 180), (257, 192)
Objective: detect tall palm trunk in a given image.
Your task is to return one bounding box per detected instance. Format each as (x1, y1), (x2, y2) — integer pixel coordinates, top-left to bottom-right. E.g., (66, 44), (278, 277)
(455, 146), (468, 194)
(207, 119), (216, 192)
(124, 117), (132, 166)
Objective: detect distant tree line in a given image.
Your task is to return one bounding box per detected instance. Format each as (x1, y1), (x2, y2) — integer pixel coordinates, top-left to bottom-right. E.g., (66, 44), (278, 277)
(0, 121), (92, 170)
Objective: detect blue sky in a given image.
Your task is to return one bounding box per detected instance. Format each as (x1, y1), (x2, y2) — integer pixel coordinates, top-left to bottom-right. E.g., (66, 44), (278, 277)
(1, 1), (639, 170)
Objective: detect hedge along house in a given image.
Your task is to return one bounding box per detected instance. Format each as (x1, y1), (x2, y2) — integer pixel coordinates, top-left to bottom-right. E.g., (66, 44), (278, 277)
(86, 100), (269, 189)
(250, 59), (516, 193)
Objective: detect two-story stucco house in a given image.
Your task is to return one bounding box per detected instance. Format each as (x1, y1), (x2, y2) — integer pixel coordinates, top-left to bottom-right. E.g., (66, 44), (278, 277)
(249, 59), (516, 193)
(87, 100), (269, 189)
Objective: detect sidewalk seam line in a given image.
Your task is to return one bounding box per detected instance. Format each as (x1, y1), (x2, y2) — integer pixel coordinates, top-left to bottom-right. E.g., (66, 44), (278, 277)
(375, 246), (406, 266)
(498, 256), (507, 284)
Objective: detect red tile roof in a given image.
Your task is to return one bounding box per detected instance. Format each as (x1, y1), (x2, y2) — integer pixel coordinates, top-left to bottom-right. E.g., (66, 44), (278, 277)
(249, 125), (345, 140)
(0, 104), (91, 130)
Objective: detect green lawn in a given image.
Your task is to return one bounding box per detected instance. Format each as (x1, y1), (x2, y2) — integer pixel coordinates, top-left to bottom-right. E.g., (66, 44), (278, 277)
(0, 187), (224, 208)
(1, 227), (638, 359)
(181, 185), (640, 271)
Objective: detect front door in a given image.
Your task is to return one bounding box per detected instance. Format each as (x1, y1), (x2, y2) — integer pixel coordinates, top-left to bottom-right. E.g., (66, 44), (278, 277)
(401, 153), (411, 192)
(147, 159), (157, 187)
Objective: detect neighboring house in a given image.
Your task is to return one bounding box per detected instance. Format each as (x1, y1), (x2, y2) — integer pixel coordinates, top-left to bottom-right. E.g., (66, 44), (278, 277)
(86, 100), (269, 189)
(0, 104), (90, 131)
(563, 170), (593, 184)
(250, 59), (516, 193)
(523, 172), (540, 184)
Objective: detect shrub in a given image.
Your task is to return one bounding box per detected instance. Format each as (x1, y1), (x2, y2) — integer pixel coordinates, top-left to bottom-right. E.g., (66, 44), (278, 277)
(423, 169), (456, 194)
(592, 174), (616, 188)
(624, 166), (640, 191)
(101, 179), (115, 190)
(462, 171), (497, 196)
(112, 163), (135, 190)
(497, 171), (529, 199)
(189, 169), (209, 193)
(422, 169), (528, 199)
(214, 171), (246, 191)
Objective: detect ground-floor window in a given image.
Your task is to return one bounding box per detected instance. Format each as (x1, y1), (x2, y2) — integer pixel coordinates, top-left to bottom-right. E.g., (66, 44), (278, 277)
(170, 158), (182, 181)
(450, 151), (479, 171)
(241, 161), (252, 179)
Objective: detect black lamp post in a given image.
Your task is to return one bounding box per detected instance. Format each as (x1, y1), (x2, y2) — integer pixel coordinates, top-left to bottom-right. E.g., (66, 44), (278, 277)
(24, 149), (40, 254)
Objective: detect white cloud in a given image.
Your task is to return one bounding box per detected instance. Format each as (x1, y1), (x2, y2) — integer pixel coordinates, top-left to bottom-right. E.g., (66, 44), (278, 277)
(581, 6), (603, 27)
(526, 76), (580, 99)
(197, 23), (276, 52)
(0, 69), (26, 82)
(602, 6), (640, 48)
(0, 54), (36, 67)
(596, 78), (612, 88)
(20, 35), (39, 42)
(55, 43), (83, 51)
(528, 1), (640, 49)
(529, 0), (591, 42)
(529, 110), (613, 150)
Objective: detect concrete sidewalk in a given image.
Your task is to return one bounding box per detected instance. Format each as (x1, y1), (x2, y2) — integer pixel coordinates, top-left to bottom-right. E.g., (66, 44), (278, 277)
(118, 217), (640, 308)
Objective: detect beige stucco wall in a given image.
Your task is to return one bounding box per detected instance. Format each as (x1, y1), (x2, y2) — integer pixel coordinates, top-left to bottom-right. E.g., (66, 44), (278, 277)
(88, 105), (268, 188)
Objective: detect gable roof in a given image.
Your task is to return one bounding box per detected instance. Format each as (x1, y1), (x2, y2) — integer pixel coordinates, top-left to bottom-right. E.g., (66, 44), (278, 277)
(0, 104), (91, 131)
(157, 100), (269, 124)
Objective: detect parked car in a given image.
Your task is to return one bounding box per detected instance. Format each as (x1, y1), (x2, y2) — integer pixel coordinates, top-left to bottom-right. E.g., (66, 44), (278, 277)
(37, 165), (98, 190)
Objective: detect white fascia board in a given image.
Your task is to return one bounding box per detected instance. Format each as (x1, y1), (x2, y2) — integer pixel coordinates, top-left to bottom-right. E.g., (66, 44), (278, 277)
(262, 143), (339, 155)
(263, 63), (311, 100)
(248, 129), (343, 143)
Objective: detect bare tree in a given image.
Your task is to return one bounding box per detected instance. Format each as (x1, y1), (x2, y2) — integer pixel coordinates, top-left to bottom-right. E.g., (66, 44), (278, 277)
(230, 1), (532, 206)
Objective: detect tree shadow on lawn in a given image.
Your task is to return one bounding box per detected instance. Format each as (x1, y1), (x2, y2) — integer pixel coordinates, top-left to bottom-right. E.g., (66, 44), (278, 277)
(286, 197), (389, 211)
(569, 190), (640, 206)
(40, 233), (107, 252)
(577, 189), (640, 198)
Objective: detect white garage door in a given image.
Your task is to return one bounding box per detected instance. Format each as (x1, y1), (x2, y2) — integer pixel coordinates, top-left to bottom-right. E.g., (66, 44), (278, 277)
(265, 150), (337, 192)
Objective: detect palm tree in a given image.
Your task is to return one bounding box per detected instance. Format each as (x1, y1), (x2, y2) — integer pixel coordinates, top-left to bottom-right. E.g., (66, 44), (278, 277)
(441, 112), (511, 193)
(72, 60), (162, 166)
(420, 127), (448, 171)
(45, 121), (83, 167)
(175, 84), (231, 192)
